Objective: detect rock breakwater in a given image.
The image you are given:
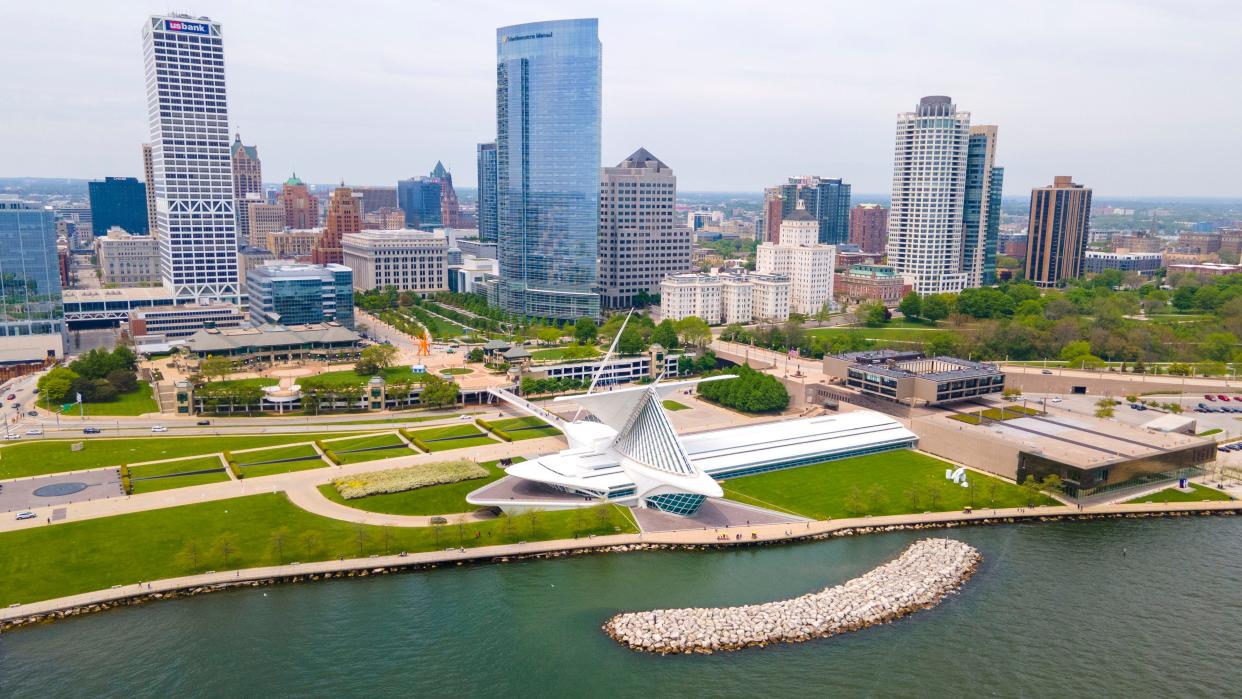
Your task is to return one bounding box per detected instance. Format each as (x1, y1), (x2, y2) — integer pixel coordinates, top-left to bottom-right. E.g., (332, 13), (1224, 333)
(604, 537), (980, 654)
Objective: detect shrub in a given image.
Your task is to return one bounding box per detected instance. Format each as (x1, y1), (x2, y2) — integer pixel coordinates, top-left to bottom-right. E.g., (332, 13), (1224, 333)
(475, 417), (513, 442)
(332, 459), (489, 499)
(697, 364), (789, 413)
(317, 441), (341, 465)
(222, 451), (242, 479)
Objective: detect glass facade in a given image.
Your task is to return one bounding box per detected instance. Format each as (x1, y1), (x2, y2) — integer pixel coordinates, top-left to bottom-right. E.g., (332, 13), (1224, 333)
(645, 492), (706, 516)
(963, 133), (1002, 287)
(245, 263), (354, 328)
(496, 19), (601, 320)
(476, 142), (498, 242)
(780, 179), (851, 245)
(397, 178), (442, 230)
(0, 202), (64, 344)
(983, 167), (1003, 285)
(88, 177), (149, 235)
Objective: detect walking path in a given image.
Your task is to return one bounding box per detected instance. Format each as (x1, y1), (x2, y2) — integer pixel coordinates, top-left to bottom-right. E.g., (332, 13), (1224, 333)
(3, 498), (1236, 625)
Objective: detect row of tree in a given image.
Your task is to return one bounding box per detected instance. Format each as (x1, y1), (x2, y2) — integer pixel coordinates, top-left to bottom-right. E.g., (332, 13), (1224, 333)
(37, 347), (139, 405)
(696, 365), (789, 413)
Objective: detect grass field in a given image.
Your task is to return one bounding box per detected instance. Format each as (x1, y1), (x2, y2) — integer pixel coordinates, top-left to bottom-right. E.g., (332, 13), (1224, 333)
(130, 455), (225, 480)
(305, 366), (429, 389)
(324, 433), (415, 464)
(439, 368), (473, 375)
(1123, 483), (1234, 504)
(318, 458), (521, 516)
(950, 406), (1042, 425)
(804, 327), (944, 343)
(234, 444), (320, 465)
(0, 432), (369, 480)
(131, 469), (231, 494)
(406, 424), (496, 451)
(530, 345), (600, 360)
(722, 450), (1056, 519)
(662, 400), (690, 411)
(489, 416), (562, 441)
(200, 377), (278, 390)
(0, 491), (637, 604)
(72, 382), (160, 416)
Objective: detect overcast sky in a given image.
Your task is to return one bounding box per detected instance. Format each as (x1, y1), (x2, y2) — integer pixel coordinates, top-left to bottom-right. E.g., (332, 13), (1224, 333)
(3, 0), (1239, 197)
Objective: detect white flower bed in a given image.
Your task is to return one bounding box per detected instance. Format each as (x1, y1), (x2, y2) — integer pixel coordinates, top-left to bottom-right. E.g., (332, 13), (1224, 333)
(333, 459), (488, 499)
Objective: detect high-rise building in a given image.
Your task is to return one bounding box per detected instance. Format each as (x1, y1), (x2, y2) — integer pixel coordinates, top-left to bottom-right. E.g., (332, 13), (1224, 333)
(431, 161), (461, 228)
(756, 205), (836, 315)
(849, 203), (889, 254)
(280, 175), (319, 229)
(1025, 176), (1093, 288)
(231, 133), (262, 246)
(496, 19), (601, 320)
(0, 201), (65, 364)
(887, 95), (971, 295)
(245, 262), (354, 328)
(341, 230), (448, 292)
(88, 177), (149, 236)
(476, 142), (498, 242)
(397, 177), (442, 230)
(142, 144), (158, 237)
(313, 186), (361, 265)
(775, 177), (851, 245)
(354, 186), (398, 213)
(247, 202), (285, 248)
(362, 207), (406, 231)
(96, 227), (161, 285)
(760, 187), (783, 243)
(142, 13), (241, 304)
(599, 148), (692, 308)
(962, 125), (1003, 287)
(264, 229), (322, 261)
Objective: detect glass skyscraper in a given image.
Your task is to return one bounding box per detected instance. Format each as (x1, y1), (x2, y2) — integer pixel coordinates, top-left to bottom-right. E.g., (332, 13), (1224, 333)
(245, 263), (354, 328)
(88, 177), (149, 235)
(476, 142), (498, 242)
(0, 201), (65, 360)
(962, 125), (1002, 287)
(778, 177), (851, 245)
(496, 19), (601, 320)
(397, 177), (442, 230)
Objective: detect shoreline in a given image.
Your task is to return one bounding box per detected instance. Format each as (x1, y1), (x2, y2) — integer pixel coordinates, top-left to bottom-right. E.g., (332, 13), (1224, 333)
(2, 500), (1238, 632)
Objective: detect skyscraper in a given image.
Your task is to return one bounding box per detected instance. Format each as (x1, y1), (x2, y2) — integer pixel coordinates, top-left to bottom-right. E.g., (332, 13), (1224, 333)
(1025, 176), (1092, 288)
(88, 177), (149, 235)
(496, 18), (602, 320)
(431, 161), (461, 228)
(476, 142), (498, 242)
(397, 176), (442, 230)
(142, 13), (240, 303)
(962, 125), (1003, 287)
(313, 186), (360, 265)
(775, 177), (851, 246)
(887, 95), (971, 295)
(141, 143), (158, 237)
(231, 133), (262, 245)
(756, 204), (836, 315)
(849, 204), (889, 254)
(598, 148), (691, 308)
(761, 187), (783, 243)
(280, 175), (319, 229)
(0, 202), (65, 364)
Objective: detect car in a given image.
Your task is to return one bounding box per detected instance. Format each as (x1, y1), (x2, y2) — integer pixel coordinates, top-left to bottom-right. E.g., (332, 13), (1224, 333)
(1041, 369), (1053, 375)
(24, 428), (41, 436)
(15, 512), (36, 521)
(1136, 404), (1148, 411)
(5, 394), (14, 401)
(26, 410), (36, 416)
(196, 419), (211, 426)
(1050, 397), (1062, 403)
(4, 434), (20, 440)
(1205, 394), (1216, 401)
(1219, 395), (1231, 401)
(151, 425), (167, 433)
(83, 427), (101, 434)
(31, 388), (38, 395)
(10, 403), (19, 409)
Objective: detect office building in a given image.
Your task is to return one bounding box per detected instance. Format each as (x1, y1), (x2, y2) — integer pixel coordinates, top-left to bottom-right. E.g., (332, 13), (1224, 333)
(760, 187), (783, 243)
(771, 176), (851, 245)
(848, 204), (888, 255)
(397, 176), (441, 230)
(142, 143), (158, 237)
(88, 177), (149, 236)
(476, 142), (498, 242)
(448, 253), (499, 294)
(246, 262), (354, 328)
(95, 227), (161, 285)
(247, 202), (285, 248)
(142, 13), (241, 303)
(129, 303), (247, 340)
(431, 161), (461, 228)
(824, 349), (1005, 406)
(1082, 251), (1162, 276)
(834, 264), (908, 307)
(312, 186), (361, 265)
(341, 229), (447, 292)
(264, 229), (321, 260)
(756, 207), (836, 315)
(231, 133), (262, 245)
(55, 206), (93, 241)
(354, 186), (398, 213)
(887, 95), (971, 295)
(1025, 176), (1092, 287)
(238, 246), (280, 277)
(961, 125), (1003, 287)
(496, 19), (602, 320)
(0, 201), (65, 368)
(280, 175), (319, 229)
(362, 207), (406, 231)
(599, 148), (692, 308)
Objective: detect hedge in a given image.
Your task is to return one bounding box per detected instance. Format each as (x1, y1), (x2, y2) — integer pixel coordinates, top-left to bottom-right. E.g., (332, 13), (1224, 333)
(120, 465), (132, 495)
(475, 417), (512, 442)
(222, 450), (243, 479)
(316, 440), (341, 465)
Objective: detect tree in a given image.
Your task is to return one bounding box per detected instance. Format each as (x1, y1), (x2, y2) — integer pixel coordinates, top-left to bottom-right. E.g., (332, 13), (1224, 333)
(697, 364), (789, 413)
(1202, 332), (1238, 362)
(37, 367), (78, 403)
(616, 325), (646, 354)
(199, 356), (234, 382)
(675, 316), (712, 348)
(355, 344), (398, 375)
(650, 319), (680, 349)
(866, 483), (886, 512)
(859, 301), (889, 327)
(1021, 475), (1043, 506)
(677, 355), (694, 376)
(105, 369), (138, 394)
(420, 374), (459, 408)
(921, 294), (951, 322)
(466, 347), (485, 363)
(536, 326), (562, 345)
(898, 291), (922, 320)
(574, 317), (598, 344)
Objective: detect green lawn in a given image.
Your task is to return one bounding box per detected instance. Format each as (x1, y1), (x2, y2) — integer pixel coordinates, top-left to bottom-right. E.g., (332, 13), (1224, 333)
(318, 458), (521, 516)
(1197, 428), (1222, 437)
(200, 377), (278, 390)
(722, 450), (1057, 519)
(130, 455), (225, 479)
(950, 406), (1042, 425)
(131, 469), (231, 494)
(439, 368), (473, 375)
(1123, 483), (1234, 504)
(323, 433), (416, 465)
(0, 432), (370, 480)
(530, 345), (600, 360)
(489, 416), (562, 441)
(406, 424), (496, 452)
(0, 491), (637, 604)
(72, 382), (160, 416)
(662, 400), (690, 411)
(305, 366), (429, 389)
(804, 327), (944, 343)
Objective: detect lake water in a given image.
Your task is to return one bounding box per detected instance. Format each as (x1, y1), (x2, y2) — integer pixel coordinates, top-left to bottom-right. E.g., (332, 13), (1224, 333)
(2, 517), (1240, 698)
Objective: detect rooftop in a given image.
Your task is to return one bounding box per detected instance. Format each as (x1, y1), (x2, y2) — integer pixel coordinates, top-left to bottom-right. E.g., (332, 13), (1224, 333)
(185, 322), (360, 352)
(834, 350), (1001, 381)
(63, 287), (175, 303)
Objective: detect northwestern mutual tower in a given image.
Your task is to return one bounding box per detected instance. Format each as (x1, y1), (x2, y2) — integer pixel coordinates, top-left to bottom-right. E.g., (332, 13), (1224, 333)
(495, 19), (601, 320)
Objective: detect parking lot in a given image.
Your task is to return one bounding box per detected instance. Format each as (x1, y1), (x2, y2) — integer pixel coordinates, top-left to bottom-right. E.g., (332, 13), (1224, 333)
(0, 470), (124, 515)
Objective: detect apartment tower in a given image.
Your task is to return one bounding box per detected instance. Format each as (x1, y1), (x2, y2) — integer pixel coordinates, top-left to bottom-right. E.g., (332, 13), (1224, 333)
(1025, 176), (1093, 288)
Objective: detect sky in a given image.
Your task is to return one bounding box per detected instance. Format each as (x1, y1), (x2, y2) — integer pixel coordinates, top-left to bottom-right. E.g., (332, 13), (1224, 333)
(2, 0), (1240, 197)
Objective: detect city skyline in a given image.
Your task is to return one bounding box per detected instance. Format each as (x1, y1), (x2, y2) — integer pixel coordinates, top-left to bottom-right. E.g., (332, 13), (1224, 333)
(2, 1), (1239, 197)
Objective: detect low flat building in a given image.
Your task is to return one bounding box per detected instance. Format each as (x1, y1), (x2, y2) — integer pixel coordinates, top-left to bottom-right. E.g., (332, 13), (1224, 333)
(128, 303), (247, 340)
(1167, 262), (1242, 277)
(660, 270), (790, 324)
(246, 262), (354, 329)
(63, 286), (177, 324)
(341, 229), (448, 293)
(183, 322), (361, 361)
(1083, 251), (1163, 276)
(95, 227), (160, 286)
(447, 253), (498, 294)
(824, 349), (1005, 406)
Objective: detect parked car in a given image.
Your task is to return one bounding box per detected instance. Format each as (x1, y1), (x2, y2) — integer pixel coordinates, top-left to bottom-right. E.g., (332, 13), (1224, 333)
(4, 434), (20, 440)
(26, 410), (37, 416)
(196, 420), (211, 426)
(1050, 397), (1062, 403)
(5, 393), (14, 401)
(151, 425), (167, 433)
(83, 427), (101, 434)
(31, 388), (38, 394)
(1205, 394), (1216, 401)
(1219, 395), (1231, 401)
(24, 428), (41, 435)
(15, 512), (35, 521)
(1041, 369), (1053, 375)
